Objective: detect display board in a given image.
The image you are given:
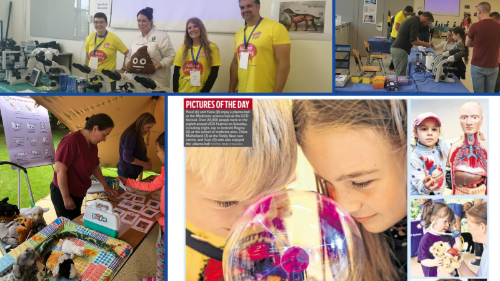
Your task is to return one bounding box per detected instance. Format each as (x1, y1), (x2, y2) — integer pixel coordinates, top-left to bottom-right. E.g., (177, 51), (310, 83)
(424, 0), (460, 15)
(110, 0), (245, 33)
(0, 96), (55, 168)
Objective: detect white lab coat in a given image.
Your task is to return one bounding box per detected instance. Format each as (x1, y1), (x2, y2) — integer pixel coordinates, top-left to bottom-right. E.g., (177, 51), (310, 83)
(127, 29), (176, 88)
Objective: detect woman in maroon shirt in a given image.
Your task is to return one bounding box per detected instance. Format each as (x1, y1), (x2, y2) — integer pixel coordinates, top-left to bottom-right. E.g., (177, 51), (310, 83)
(51, 113), (119, 220)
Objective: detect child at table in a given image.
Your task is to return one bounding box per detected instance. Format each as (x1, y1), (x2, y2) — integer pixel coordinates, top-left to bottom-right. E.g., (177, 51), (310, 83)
(117, 132), (165, 281)
(431, 30), (456, 53)
(449, 27), (469, 80)
(185, 100), (297, 280)
(418, 202), (462, 277)
(410, 112), (449, 195)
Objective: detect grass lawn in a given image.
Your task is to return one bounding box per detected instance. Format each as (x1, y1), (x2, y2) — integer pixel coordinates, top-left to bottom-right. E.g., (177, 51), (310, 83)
(0, 125), (158, 208)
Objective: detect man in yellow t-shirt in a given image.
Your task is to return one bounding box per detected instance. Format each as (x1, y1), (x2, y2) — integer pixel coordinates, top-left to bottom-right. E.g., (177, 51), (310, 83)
(173, 43), (222, 93)
(389, 6), (413, 70)
(84, 12), (129, 91)
(229, 0), (291, 93)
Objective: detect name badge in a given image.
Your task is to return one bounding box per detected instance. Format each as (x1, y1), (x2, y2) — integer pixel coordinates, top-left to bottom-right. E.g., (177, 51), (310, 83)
(190, 70), (201, 86)
(239, 52), (250, 69)
(90, 56), (98, 69)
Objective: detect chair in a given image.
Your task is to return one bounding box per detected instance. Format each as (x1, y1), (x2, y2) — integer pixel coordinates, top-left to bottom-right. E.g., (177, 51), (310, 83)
(352, 49), (382, 74)
(364, 41), (387, 75)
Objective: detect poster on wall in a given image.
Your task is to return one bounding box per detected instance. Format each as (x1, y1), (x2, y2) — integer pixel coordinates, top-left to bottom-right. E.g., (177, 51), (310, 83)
(363, 14), (376, 23)
(363, 0), (377, 24)
(0, 96), (55, 169)
(272, 0), (332, 40)
(278, 1), (326, 33)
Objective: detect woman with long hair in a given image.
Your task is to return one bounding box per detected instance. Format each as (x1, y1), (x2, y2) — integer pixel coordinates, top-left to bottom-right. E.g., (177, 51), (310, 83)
(117, 112), (156, 180)
(173, 17), (221, 93)
(294, 100), (407, 280)
(449, 27), (470, 80)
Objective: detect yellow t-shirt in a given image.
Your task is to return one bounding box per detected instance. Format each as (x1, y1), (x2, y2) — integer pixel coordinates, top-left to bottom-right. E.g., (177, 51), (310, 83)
(84, 31), (128, 82)
(186, 220), (226, 281)
(388, 16), (391, 23)
(390, 11), (408, 38)
(173, 43), (222, 93)
(234, 18), (291, 93)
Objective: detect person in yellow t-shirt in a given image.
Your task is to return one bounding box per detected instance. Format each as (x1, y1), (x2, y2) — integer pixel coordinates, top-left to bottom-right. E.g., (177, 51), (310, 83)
(229, 0), (291, 93)
(185, 100), (297, 280)
(388, 6), (413, 71)
(84, 12), (129, 91)
(173, 18), (222, 93)
(388, 10), (392, 28)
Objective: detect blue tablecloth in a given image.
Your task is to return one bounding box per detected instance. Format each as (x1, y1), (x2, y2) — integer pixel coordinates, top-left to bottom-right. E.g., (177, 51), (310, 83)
(368, 39), (393, 54)
(411, 220), (424, 257)
(407, 48), (470, 93)
(336, 78), (419, 93)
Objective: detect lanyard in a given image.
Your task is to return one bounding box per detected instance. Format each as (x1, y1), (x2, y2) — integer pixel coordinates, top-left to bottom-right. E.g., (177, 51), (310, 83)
(243, 17), (263, 49)
(93, 30), (108, 55)
(191, 46), (203, 69)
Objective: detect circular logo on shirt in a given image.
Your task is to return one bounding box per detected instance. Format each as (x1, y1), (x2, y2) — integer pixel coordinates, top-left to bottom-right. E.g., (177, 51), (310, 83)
(182, 61), (204, 76)
(104, 43), (110, 49)
(89, 50), (107, 63)
(237, 43), (257, 62)
(199, 51), (206, 58)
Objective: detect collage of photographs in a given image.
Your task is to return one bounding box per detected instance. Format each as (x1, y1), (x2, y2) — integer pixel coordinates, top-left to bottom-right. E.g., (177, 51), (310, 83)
(182, 99), (489, 281)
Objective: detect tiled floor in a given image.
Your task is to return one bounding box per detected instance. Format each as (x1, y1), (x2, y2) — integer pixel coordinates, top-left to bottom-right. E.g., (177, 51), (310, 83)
(346, 37), (474, 93)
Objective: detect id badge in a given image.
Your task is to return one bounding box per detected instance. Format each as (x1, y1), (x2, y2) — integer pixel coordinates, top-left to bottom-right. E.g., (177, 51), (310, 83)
(239, 52), (249, 69)
(90, 56), (98, 69)
(190, 70), (201, 87)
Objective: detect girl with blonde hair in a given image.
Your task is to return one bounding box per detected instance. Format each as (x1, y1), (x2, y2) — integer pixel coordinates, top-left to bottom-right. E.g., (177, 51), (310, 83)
(293, 100), (407, 280)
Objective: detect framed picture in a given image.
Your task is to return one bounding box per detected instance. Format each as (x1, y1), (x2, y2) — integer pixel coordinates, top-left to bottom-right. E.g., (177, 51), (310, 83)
(146, 199), (161, 209)
(272, 0), (332, 40)
(465, 5), (470, 9)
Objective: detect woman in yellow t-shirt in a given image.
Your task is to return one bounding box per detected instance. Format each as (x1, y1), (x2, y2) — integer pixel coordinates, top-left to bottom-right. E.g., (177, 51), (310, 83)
(173, 18), (222, 93)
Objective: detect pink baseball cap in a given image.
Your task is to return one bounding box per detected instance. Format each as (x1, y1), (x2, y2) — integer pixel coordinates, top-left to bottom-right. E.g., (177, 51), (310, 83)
(413, 112), (441, 128)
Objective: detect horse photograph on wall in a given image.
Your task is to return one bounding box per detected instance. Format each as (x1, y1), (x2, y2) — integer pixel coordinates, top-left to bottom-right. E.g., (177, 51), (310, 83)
(279, 1), (326, 33)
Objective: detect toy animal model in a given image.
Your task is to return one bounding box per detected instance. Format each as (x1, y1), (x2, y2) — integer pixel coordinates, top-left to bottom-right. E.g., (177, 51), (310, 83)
(20, 206), (49, 226)
(0, 247), (44, 281)
(284, 8), (321, 31)
(52, 254), (76, 279)
(0, 221), (21, 246)
(16, 218), (36, 244)
(429, 241), (463, 273)
(0, 198), (20, 223)
(60, 239), (85, 259)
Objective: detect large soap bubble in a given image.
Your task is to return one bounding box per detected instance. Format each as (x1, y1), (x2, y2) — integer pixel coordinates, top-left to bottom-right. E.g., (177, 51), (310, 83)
(223, 190), (365, 280)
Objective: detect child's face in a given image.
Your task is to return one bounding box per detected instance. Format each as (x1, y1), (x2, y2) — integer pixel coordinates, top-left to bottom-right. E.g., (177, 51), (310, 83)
(447, 31), (453, 42)
(414, 118), (440, 147)
(452, 32), (459, 42)
(302, 128), (406, 233)
(186, 171), (264, 237)
(156, 143), (165, 164)
(433, 216), (451, 232)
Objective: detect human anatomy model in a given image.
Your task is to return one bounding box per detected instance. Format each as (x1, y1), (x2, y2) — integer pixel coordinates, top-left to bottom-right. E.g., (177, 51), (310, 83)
(448, 102), (487, 195)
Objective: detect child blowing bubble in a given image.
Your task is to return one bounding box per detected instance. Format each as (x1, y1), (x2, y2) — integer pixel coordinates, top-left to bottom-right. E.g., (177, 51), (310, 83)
(410, 112), (449, 195)
(117, 132), (165, 281)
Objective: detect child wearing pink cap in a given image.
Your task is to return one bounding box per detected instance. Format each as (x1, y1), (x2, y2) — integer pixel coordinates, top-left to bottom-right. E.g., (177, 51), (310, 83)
(410, 112), (449, 195)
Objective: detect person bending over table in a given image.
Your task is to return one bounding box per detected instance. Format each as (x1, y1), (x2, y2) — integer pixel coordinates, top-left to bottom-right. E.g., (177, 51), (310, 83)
(389, 6), (413, 71)
(390, 12), (434, 76)
(51, 114), (119, 220)
(117, 112), (156, 180)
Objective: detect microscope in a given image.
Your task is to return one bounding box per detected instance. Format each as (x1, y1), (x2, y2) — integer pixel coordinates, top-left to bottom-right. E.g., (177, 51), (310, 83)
(134, 76), (172, 93)
(431, 49), (461, 83)
(1, 46), (28, 85)
(72, 63), (112, 93)
(101, 69), (147, 92)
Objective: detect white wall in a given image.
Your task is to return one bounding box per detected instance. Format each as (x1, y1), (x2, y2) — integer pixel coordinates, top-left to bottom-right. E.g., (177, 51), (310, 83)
(414, 0), (500, 27)
(9, 0), (332, 92)
(0, 0), (27, 43)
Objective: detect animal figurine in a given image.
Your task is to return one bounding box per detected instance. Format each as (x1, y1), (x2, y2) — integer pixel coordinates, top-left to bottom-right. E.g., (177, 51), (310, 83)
(0, 247), (44, 281)
(16, 219), (36, 244)
(52, 255), (77, 279)
(429, 241), (463, 273)
(283, 8), (321, 31)
(20, 206), (49, 226)
(42, 251), (65, 274)
(0, 221), (21, 246)
(60, 239), (85, 259)
(126, 46), (156, 74)
(0, 198), (20, 223)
